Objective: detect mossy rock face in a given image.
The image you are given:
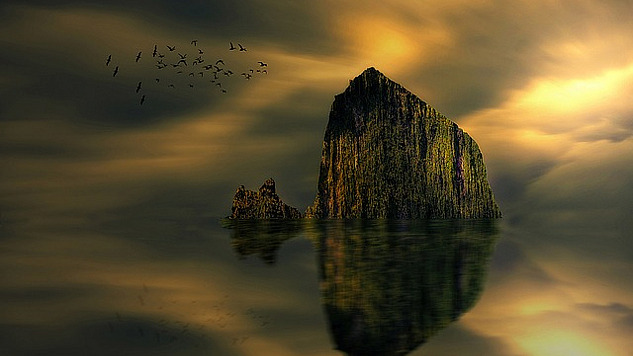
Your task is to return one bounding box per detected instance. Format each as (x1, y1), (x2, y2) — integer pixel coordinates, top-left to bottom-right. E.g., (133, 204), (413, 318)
(230, 178), (302, 219)
(307, 67), (501, 219)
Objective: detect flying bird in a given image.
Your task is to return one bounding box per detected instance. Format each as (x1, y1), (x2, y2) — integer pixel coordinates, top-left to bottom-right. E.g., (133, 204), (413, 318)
(113, 66), (119, 77)
(191, 39), (198, 46)
(135, 51), (142, 62)
(177, 59), (187, 66)
(155, 78), (160, 83)
(238, 43), (247, 52)
(215, 59), (224, 65)
(257, 61), (267, 67)
(229, 42), (236, 50)
(152, 45), (157, 57)
(140, 95), (146, 105)
(167, 45), (175, 51)
(136, 81), (142, 93)
(105, 54), (112, 66)
(198, 49), (204, 55)
(168, 84), (175, 88)
(178, 53), (187, 59)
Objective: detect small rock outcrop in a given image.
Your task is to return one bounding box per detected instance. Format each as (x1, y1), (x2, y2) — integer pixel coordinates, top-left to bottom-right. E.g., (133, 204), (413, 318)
(229, 178), (302, 219)
(306, 67), (501, 219)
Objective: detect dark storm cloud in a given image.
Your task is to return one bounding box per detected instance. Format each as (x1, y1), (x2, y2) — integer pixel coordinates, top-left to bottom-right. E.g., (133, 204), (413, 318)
(0, 0), (338, 54)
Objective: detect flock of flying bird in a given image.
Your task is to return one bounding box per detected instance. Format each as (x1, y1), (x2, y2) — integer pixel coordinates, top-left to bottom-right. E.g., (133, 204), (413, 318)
(105, 40), (268, 105)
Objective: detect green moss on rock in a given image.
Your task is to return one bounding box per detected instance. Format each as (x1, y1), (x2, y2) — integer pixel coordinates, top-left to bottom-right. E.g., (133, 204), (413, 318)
(306, 67), (501, 219)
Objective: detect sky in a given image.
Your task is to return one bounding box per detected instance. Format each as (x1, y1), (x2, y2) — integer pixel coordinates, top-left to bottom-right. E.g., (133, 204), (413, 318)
(1, 0), (632, 355)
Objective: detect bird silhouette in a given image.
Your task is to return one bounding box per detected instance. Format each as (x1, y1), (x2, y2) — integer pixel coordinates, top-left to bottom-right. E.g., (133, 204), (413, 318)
(177, 59), (187, 66)
(198, 49), (204, 55)
(238, 43), (247, 52)
(155, 78), (160, 83)
(113, 66), (119, 77)
(168, 84), (175, 88)
(105, 54), (112, 66)
(136, 81), (142, 93)
(215, 59), (224, 65)
(257, 61), (267, 67)
(229, 42), (236, 50)
(167, 45), (175, 51)
(136, 51), (142, 62)
(262, 69), (268, 74)
(152, 45), (157, 57)
(178, 53), (187, 59)
(191, 39), (198, 46)
(140, 95), (146, 105)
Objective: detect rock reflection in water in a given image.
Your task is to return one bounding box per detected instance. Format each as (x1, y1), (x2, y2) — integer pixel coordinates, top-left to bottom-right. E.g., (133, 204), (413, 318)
(223, 219), (303, 265)
(224, 219), (499, 355)
(315, 220), (499, 356)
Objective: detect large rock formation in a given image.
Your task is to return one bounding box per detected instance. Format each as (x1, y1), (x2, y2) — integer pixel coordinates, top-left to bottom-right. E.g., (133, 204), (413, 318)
(306, 67), (501, 219)
(229, 178), (302, 219)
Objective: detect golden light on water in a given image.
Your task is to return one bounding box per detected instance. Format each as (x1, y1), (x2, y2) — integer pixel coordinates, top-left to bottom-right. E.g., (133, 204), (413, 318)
(518, 330), (614, 356)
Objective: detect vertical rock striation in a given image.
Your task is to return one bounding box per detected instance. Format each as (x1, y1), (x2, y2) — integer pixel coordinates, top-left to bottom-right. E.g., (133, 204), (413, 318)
(307, 67), (501, 219)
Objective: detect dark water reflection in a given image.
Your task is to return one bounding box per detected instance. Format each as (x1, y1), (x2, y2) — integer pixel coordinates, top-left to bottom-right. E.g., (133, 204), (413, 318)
(226, 219), (499, 355)
(4, 215), (630, 355)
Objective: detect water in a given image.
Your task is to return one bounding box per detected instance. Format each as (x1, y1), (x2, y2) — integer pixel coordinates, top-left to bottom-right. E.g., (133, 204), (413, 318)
(0, 213), (631, 355)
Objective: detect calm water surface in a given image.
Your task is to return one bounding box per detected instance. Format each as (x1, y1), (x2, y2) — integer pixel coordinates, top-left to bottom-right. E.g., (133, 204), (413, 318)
(0, 212), (631, 356)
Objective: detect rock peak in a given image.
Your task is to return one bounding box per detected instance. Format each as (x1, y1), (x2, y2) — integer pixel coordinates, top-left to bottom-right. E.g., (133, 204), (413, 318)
(348, 67), (392, 89)
(229, 178), (301, 219)
(259, 178), (276, 196)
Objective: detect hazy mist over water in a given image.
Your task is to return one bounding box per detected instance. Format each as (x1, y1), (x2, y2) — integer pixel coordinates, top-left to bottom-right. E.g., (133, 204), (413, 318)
(1, 211), (631, 355)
